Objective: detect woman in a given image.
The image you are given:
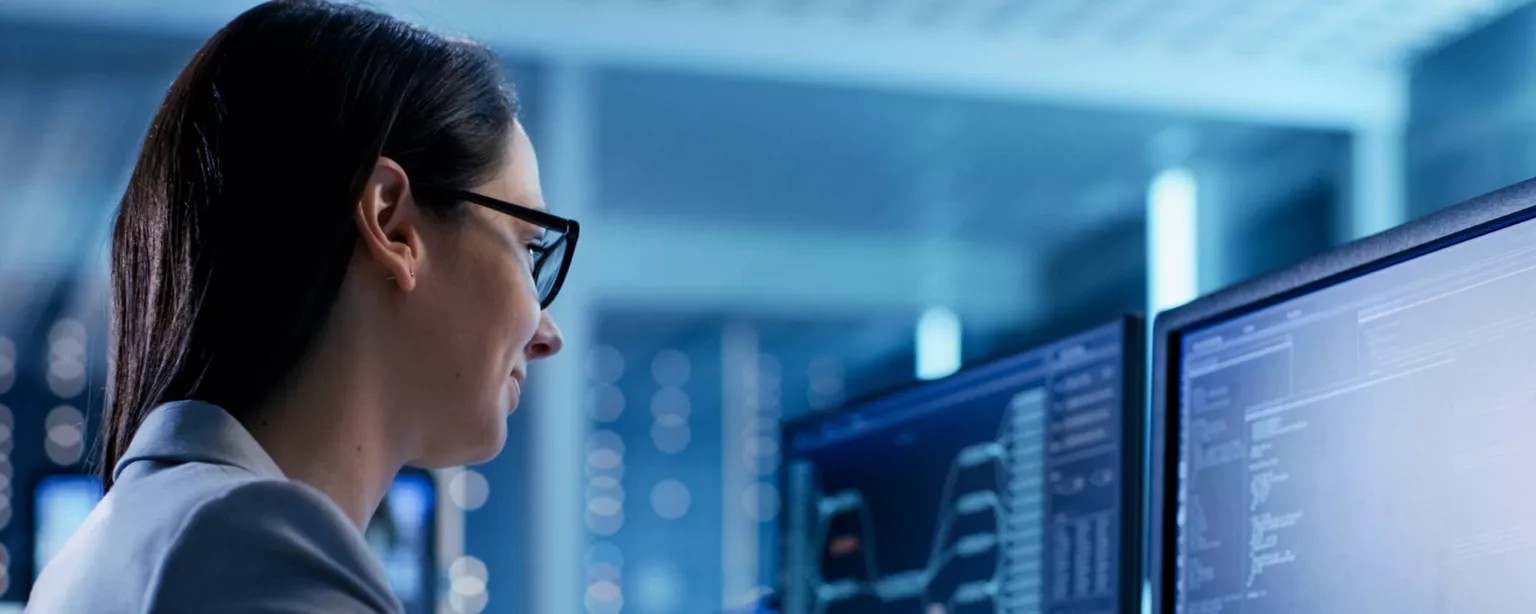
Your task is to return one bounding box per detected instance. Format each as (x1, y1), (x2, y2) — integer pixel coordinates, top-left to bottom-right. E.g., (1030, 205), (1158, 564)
(28, 1), (570, 611)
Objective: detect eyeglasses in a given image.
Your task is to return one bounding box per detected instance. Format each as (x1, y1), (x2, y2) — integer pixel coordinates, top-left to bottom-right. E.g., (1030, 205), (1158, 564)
(412, 185), (579, 309)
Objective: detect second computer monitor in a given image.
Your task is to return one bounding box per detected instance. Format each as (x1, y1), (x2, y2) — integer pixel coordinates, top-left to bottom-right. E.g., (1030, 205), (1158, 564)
(780, 317), (1143, 614)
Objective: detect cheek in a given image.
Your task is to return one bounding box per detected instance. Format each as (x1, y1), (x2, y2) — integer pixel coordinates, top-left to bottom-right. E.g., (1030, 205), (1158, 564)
(506, 257), (546, 335)
(466, 254), (543, 354)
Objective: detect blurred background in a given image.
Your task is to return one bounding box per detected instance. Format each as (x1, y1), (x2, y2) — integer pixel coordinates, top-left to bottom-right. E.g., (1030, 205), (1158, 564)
(0, 0), (1532, 612)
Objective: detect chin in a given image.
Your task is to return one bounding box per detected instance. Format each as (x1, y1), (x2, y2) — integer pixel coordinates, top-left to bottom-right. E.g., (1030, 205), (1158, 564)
(415, 410), (509, 467)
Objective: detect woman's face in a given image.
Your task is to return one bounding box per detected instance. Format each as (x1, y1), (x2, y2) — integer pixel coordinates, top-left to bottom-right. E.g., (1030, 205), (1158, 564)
(399, 122), (564, 467)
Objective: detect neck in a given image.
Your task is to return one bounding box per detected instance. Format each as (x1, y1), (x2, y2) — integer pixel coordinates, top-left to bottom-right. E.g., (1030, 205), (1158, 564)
(245, 332), (402, 529)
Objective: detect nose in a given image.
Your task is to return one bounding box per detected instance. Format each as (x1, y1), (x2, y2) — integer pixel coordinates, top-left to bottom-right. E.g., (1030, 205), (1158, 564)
(526, 310), (564, 360)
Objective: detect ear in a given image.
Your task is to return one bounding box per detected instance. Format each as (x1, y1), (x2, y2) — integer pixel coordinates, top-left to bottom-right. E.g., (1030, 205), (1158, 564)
(354, 157), (421, 292)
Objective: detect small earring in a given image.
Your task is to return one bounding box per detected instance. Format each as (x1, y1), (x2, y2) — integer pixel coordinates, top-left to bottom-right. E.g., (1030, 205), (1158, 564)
(386, 270), (414, 283)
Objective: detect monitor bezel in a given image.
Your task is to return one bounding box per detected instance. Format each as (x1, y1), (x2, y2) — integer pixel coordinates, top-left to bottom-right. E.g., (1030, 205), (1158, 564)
(1150, 178), (1536, 613)
(776, 314), (1146, 614)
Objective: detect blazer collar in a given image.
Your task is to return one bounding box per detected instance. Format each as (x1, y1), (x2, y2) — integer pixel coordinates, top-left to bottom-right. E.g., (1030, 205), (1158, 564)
(114, 400), (285, 482)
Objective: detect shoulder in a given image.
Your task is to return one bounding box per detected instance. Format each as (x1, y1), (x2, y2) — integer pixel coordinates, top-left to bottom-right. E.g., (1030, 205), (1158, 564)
(146, 479), (401, 613)
(163, 479), (357, 558)
(31, 471), (402, 614)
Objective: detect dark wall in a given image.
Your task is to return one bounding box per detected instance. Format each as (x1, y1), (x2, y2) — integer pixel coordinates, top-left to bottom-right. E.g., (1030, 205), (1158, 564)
(1222, 181), (1336, 286)
(1411, 1), (1536, 217)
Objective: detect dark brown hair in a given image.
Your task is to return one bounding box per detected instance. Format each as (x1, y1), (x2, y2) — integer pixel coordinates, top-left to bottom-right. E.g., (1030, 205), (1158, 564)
(104, 0), (516, 490)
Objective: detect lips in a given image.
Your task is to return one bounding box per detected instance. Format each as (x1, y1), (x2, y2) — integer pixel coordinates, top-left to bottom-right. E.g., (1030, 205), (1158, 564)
(509, 370), (526, 397)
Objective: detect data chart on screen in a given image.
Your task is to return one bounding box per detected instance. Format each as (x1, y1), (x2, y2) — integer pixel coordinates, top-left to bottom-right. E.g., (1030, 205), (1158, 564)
(782, 321), (1130, 614)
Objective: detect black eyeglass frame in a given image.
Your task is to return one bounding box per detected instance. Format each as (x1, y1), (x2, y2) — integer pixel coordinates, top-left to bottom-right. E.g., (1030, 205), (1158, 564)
(413, 185), (580, 309)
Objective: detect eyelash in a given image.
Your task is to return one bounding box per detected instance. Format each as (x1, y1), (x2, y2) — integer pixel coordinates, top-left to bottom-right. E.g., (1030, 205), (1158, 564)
(526, 241), (550, 266)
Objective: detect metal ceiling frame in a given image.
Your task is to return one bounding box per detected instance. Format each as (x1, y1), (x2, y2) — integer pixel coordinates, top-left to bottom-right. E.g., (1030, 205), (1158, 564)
(0, 0), (1408, 130)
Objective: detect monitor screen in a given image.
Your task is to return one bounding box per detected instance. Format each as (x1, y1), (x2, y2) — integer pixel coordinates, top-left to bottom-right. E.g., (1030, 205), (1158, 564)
(32, 475), (100, 583)
(32, 470), (437, 612)
(780, 319), (1138, 614)
(1170, 211), (1536, 612)
(365, 469), (438, 614)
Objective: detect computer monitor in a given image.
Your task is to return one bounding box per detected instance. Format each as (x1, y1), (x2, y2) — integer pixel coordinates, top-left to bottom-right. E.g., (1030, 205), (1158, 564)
(364, 468), (439, 614)
(779, 317), (1144, 614)
(31, 474), (100, 584)
(30, 468), (438, 612)
(1151, 179), (1536, 613)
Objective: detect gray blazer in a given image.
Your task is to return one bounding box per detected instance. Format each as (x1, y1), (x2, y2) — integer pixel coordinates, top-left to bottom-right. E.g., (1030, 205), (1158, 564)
(27, 400), (403, 613)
